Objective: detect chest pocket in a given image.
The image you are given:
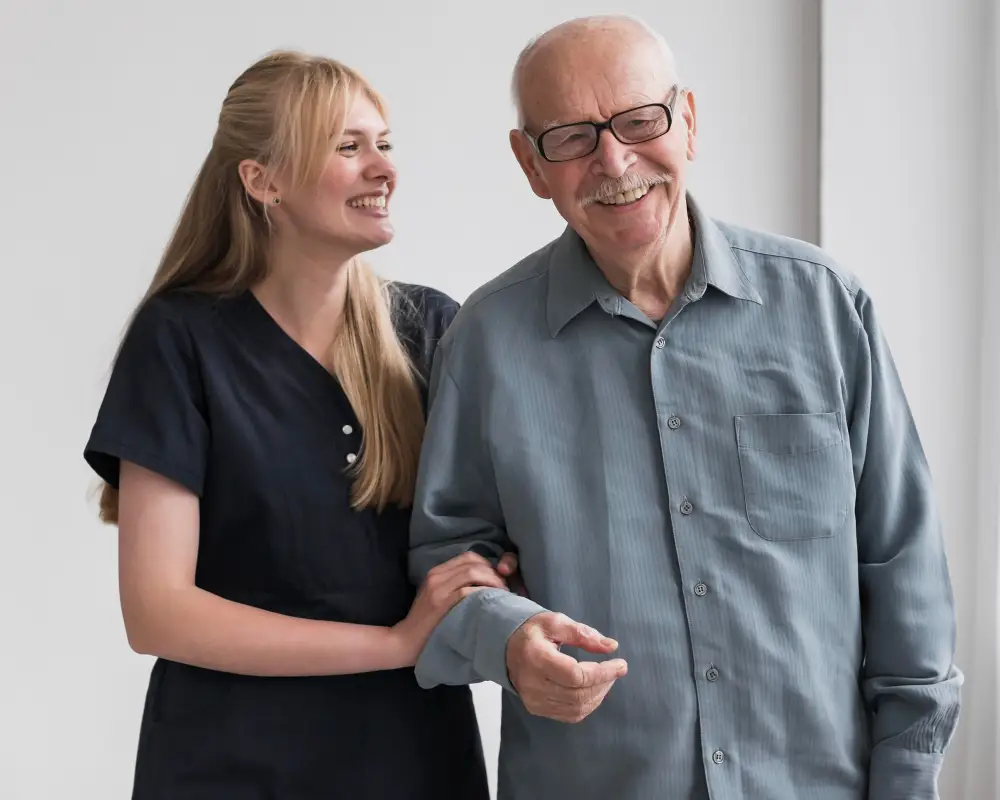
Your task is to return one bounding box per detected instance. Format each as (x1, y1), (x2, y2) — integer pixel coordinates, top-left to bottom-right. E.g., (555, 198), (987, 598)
(735, 411), (853, 541)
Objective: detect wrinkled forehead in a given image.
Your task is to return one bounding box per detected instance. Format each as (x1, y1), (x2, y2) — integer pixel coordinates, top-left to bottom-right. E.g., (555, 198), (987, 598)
(520, 39), (676, 131)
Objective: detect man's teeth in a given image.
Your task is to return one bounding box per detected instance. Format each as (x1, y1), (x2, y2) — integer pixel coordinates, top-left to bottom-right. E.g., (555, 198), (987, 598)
(348, 196), (386, 208)
(598, 185), (651, 205)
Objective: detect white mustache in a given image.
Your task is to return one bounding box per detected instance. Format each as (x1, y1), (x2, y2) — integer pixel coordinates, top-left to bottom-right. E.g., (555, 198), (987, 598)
(581, 173), (671, 206)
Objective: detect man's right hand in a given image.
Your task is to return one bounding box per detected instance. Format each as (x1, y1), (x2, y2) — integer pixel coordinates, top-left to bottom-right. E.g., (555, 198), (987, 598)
(506, 612), (627, 723)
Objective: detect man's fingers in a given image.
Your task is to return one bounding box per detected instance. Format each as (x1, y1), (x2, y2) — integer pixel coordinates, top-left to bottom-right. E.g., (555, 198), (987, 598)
(532, 642), (627, 689)
(537, 615), (618, 654)
(573, 629), (619, 654)
(521, 662), (622, 723)
(532, 645), (587, 687)
(565, 658), (628, 688)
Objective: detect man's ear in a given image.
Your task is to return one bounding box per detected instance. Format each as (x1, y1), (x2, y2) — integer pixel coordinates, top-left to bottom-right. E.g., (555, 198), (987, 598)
(238, 159), (281, 206)
(681, 90), (697, 161)
(509, 130), (553, 200)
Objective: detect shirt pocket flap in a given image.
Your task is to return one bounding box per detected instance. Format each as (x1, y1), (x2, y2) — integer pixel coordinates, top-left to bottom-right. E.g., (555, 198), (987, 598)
(735, 411), (844, 456)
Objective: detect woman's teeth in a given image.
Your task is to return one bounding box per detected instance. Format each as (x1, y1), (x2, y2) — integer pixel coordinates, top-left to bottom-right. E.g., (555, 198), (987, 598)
(348, 196), (386, 208)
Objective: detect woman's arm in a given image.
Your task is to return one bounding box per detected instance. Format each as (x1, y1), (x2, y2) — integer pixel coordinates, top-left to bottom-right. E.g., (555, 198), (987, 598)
(117, 460), (509, 676)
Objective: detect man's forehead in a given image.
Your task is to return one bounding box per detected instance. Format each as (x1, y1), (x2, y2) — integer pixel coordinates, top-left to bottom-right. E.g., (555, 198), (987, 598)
(519, 38), (674, 129)
(524, 78), (671, 130)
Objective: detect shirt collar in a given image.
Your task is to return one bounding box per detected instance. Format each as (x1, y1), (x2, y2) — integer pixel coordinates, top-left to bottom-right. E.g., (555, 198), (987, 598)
(545, 192), (762, 338)
(545, 226), (620, 337)
(686, 193), (763, 307)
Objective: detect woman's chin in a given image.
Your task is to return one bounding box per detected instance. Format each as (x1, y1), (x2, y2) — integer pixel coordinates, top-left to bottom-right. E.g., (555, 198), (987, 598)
(339, 225), (395, 256)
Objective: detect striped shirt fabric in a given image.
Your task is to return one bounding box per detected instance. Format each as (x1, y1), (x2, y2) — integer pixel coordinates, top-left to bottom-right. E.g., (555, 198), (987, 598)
(408, 193), (961, 800)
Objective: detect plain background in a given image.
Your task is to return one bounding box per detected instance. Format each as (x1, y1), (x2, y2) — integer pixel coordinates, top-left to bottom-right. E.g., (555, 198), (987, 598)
(0, 0), (992, 798)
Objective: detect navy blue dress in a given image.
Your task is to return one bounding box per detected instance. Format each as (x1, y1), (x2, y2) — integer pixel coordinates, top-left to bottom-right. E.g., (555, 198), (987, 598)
(84, 284), (489, 799)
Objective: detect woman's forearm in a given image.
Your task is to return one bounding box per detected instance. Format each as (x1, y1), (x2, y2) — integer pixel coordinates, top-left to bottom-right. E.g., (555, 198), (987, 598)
(124, 585), (414, 676)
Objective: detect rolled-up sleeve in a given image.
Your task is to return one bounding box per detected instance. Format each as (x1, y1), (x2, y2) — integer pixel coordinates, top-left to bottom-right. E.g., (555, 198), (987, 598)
(849, 290), (963, 799)
(408, 338), (547, 693)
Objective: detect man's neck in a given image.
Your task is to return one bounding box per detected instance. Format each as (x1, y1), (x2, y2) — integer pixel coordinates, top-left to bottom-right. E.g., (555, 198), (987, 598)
(588, 212), (694, 322)
(253, 236), (354, 370)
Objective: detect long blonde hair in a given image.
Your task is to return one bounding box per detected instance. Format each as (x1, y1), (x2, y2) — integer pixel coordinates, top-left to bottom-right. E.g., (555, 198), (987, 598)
(98, 50), (425, 522)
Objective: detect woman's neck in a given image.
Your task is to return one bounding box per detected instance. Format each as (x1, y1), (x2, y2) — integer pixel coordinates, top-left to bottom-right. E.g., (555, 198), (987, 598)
(253, 238), (353, 368)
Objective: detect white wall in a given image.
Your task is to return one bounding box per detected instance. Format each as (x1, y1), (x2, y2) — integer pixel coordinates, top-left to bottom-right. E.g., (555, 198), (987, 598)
(969, 3), (1000, 796)
(30, 1), (1000, 799)
(821, 2), (990, 798)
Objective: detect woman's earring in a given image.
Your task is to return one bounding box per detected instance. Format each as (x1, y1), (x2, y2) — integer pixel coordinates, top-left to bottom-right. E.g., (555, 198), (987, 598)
(272, 197), (281, 205)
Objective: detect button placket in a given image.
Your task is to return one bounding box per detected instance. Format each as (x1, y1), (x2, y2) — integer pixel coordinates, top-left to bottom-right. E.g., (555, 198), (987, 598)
(341, 422), (358, 466)
(649, 312), (732, 791)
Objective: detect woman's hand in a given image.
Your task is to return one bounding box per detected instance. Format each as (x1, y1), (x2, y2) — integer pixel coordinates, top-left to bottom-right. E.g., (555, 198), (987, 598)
(496, 552), (527, 596)
(391, 550), (519, 666)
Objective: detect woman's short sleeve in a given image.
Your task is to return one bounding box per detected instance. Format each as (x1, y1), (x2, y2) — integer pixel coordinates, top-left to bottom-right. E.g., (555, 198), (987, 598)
(84, 295), (209, 496)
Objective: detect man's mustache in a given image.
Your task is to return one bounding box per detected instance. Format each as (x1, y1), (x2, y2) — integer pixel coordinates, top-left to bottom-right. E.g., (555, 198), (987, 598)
(581, 173), (672, 206)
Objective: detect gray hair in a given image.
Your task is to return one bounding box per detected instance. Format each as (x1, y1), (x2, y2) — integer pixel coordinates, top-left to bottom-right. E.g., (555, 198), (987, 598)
(510, 15), (681, 128)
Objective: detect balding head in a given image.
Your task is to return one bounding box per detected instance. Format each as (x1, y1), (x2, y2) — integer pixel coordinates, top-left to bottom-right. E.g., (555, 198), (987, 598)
(511, 15), (681, 128)
(506, 14), (697, 273)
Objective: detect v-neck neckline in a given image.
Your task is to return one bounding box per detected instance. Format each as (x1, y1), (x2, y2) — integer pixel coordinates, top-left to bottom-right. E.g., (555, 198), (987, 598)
(229, 289), (355, 403)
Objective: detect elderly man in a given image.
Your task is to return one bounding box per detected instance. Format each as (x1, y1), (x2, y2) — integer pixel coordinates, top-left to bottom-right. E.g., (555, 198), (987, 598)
(408, 14), (961, 800)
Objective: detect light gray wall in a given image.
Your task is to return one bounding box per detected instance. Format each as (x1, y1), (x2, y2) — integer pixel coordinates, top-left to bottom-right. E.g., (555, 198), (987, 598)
(821, 2), (989, 797)
(2, 0), (984, 798)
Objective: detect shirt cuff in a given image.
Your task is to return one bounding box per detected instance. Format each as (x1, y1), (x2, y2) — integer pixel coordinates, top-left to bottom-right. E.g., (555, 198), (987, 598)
(868, 746), (944, 800)
(414, 589), (547, 694)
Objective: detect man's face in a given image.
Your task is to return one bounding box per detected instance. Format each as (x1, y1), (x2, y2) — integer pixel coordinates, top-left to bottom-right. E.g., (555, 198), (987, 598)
(511, 36), (697, 257)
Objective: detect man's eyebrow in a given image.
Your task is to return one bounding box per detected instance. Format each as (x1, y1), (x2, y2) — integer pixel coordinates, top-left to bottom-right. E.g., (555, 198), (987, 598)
(534, 96), (675, 131)
(525, 118), (572, 134)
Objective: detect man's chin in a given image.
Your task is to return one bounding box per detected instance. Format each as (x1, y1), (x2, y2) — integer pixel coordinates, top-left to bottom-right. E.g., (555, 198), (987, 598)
(590, 219), (667, 252)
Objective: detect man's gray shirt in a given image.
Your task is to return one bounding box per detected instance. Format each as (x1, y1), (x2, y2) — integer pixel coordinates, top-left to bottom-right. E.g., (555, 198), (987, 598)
(408, 195), (961, 800)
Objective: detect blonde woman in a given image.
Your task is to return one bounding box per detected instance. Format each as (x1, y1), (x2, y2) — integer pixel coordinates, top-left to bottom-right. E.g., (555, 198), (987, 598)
(83, 51), (512, 798)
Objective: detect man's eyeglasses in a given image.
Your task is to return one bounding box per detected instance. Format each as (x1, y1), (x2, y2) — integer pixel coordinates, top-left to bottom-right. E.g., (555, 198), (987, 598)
(525, 85), (683, 163)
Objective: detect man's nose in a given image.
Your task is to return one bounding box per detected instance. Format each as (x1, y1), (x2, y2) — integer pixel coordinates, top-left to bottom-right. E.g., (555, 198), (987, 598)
(593, 130), (634, 179)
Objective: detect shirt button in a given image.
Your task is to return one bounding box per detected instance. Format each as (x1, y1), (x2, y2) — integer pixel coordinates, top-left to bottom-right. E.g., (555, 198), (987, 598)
(667, 415), (681, 430)
(346, 453), (357, 464)
(342, 424), (353, 435)
(694, 582), (708, 597)
(712, 750), (725, 765)
(654, 336), (666, 349)
(679, 499), (694, 515)
(706, 667), (720, 682)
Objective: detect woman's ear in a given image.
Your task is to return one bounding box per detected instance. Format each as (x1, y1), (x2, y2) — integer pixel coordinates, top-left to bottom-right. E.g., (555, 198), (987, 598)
(238, 159), (281, 206)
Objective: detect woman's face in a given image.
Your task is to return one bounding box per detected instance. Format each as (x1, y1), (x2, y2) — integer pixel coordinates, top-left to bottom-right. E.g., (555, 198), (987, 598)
(263, 94), (398, 258)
